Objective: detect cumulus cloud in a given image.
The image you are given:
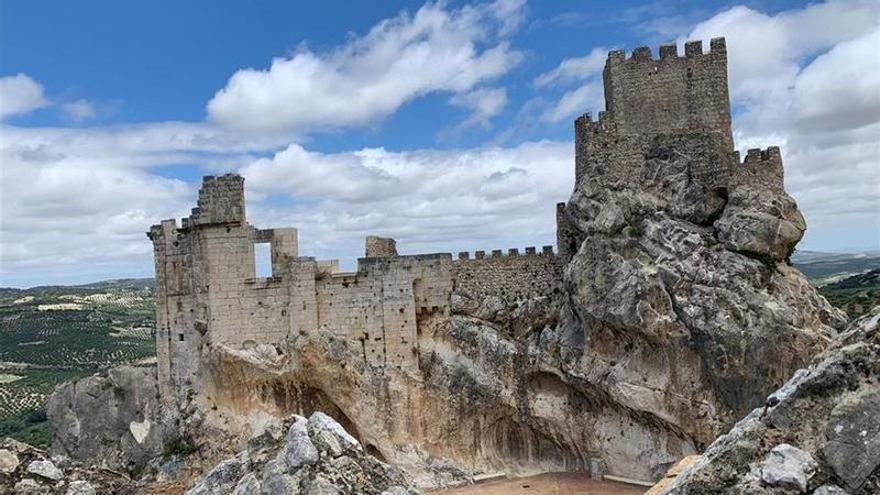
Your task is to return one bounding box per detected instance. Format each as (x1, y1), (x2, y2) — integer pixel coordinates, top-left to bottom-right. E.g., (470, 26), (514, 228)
(206, 1), (524, 135)
(240, 141), (573, 264)
(61, 99), (96, 122)
(535, 47), (608, 123)
(534, 47), (607, 88)
(541, 82), (603, 123)
(449, 87), (508, 129)
(0, 74), (49, 119)
(0, 122), (296, 286)
(684, 0), (880, 251)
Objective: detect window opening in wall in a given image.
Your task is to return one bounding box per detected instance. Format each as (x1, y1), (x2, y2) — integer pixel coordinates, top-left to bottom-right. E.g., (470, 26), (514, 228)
(254, 242), (272, 278)
(178, 333), (184, 342)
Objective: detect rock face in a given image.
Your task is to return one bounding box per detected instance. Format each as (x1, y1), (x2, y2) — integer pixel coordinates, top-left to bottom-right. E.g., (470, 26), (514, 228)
(46, 365), (175, 473)
(184, 412), (415, 495)
(658, 307), (880, 494)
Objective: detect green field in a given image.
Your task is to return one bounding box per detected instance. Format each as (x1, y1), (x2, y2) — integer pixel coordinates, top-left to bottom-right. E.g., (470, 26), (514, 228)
(817, 269), (880, 319)
(0, 279), (156, 447)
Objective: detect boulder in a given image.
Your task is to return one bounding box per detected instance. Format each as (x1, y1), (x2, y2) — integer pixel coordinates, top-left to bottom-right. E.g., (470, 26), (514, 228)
(283, 416), (319, 471)
(26, 459), (63, 481)
(46, 365), (174, 473)
(185, 412), (415, 495)
(0, 448), (20, 474)
(760, 444), (816, 492)
(65, 480), (97, 495)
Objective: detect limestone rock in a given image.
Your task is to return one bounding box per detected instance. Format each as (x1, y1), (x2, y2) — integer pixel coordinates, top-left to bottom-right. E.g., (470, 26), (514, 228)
(658, 307), (880, 495)
(760, 444), (816, 492)
(185, 454), (248, 495)
(283, 416), (319, 471)
(26, 459), (63, 481)
(46, 364), (174, 473)
(0, 438), (134, 494)
(185, 412), (415, 495)
(307, 412), (360, 457)
(231, 472), (260, 495)
(814, 485), (850, 495)
(0, 448), (20, 474)
(822, 388), (880, 490)
(65, 480), (97, 495)
(14, 478), (49, 495)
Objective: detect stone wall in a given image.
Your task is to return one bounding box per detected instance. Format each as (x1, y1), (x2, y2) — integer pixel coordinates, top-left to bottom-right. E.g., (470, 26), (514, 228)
(573, 38), (788, 206)
(149, 174), (560, 398)
(452, 247), (561, 301)
(603, 38), (732, 151)
(731, 147), (784, 193)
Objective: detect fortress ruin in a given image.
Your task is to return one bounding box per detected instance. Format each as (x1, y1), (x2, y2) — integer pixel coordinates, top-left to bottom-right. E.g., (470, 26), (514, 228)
(147, 175), (564, 405)
(148, 36), (788, 415)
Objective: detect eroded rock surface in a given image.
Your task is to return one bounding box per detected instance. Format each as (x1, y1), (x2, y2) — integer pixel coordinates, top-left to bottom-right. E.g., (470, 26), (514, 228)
(46, 365), (174, 473)
(184, 412), (416, 495)
(0, 437), (133, 494)
(658, 307), (880, 494)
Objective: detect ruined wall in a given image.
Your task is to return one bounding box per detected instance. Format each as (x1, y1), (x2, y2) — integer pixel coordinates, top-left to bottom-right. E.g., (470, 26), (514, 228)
(149, 173), (562, 413)
(313, 254), (453, 371)
(731, 147), (784, 193)
(451, 246), (561, 301)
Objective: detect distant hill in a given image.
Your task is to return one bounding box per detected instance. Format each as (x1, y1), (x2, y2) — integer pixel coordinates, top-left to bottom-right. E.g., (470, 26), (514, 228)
(790, 250), (880, 282)
(0, 279), (156, 447)
(817, 269), (880, 319)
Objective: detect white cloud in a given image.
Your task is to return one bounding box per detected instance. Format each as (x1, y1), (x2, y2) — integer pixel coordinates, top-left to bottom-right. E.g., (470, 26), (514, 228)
(240, 141), (573, 264)
(61, 99), (96, 122)
(534, 47), (608, 123)
(542, 82), (603, 123)
(534, 47), (607, 88)
(206, 1), (524, 135)
(449, 87), (508, 129)
(0, 117), (575, 285)
(684, 0), (880, 251)
(0, 121), (297, 286)
(685, 0), (878, 102)
(0, 74), (49, 119)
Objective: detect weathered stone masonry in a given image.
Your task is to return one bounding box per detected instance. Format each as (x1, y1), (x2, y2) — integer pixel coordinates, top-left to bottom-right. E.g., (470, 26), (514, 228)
(573, 38), (783, 192)
(148, 37), (789, 415)
(148, 176), (563, 403)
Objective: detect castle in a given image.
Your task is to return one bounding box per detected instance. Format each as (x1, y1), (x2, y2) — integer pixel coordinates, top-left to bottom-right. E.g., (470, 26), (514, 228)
(147, 176), (563, 403)
(148, 37), (786, 406)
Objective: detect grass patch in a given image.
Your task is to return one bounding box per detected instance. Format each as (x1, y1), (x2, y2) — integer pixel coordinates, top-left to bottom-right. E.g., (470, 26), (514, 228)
(0, 408), (53, 448)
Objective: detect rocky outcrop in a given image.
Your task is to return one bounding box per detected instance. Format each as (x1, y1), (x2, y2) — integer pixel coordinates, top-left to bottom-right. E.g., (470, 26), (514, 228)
(46, 365), (175, 473)
(560, 131), (845, 453)
(0, 437), (134, 494)
(184, 412), (416, 495)
(657, 307), (880, 494)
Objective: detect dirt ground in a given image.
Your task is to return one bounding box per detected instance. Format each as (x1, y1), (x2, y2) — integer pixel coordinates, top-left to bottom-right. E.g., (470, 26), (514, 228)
(429, 472), (647, 495)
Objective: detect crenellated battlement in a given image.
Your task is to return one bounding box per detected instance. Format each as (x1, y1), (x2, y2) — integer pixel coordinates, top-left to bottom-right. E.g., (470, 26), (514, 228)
(606, 37), (727, 64)
(601, 37), (732, 149)
(572, 37), (791, 198)
(455, 245), (555, 260)
(730, 146), (785, 193)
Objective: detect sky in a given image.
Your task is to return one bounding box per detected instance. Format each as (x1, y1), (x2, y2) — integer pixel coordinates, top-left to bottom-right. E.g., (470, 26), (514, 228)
(0, 0), (878, 287)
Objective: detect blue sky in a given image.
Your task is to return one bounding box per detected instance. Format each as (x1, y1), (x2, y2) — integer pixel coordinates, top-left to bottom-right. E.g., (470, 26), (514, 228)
(1, 0), (878, 287)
